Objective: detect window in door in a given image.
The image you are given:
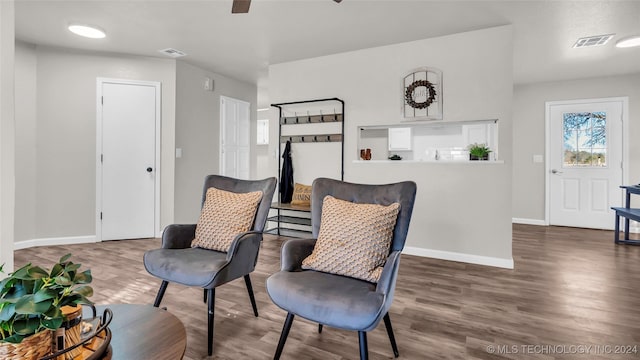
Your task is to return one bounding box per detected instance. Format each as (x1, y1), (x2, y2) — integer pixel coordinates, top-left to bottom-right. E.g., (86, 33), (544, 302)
(257, 108), (269, 145)
(257, 119), (269, 145)
(563, 112), (607, 167)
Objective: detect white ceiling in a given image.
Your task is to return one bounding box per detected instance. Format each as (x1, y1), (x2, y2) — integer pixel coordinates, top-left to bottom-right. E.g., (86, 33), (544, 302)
(14, 0), (640, 95)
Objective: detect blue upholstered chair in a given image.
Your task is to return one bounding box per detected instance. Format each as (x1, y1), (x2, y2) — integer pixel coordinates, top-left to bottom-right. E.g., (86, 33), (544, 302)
(266, 178), (417, 360)
(143, 175), (276, 356)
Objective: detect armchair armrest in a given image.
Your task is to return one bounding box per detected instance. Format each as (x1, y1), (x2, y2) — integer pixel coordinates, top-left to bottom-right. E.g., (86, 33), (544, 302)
(206, 231), (263, 287)
(375, 250), (402, 296)
(281, 238), (317, 271)
(161, 224), (197, 249)
(226, 231), (263, 264)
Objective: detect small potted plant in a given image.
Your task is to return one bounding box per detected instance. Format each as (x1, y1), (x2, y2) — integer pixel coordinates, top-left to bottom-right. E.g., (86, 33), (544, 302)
(0, 254), (93, 359)
(468, 143), (492, 161)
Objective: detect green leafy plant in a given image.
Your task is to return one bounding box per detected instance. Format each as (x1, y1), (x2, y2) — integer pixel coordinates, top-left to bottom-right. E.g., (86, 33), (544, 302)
(468, 143), (492, 160)
(0, 254), (93, 343)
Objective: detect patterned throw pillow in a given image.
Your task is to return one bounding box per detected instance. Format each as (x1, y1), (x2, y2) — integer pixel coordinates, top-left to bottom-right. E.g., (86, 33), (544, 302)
(290, 183), (312, 206)
(301, 195), (400, 283)
(191, 187), (263, 252)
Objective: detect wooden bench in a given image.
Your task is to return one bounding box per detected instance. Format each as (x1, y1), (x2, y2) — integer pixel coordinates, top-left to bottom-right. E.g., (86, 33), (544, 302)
(612, 185), (640, 245)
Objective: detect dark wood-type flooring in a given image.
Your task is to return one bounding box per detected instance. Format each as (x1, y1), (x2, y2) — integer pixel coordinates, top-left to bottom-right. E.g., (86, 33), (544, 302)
(14, 225), (640, 359)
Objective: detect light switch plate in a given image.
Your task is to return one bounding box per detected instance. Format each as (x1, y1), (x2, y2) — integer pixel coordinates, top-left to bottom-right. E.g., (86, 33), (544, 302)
(176, 148), (183, 158)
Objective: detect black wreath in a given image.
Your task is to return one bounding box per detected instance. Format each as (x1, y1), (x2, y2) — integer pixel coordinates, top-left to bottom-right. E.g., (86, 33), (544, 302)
(404, 80), (436, 109)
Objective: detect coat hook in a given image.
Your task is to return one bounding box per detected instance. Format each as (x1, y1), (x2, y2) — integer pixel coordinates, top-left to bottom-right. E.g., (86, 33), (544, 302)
(319, 110), (324, 123)
(313, 135), (318, 142)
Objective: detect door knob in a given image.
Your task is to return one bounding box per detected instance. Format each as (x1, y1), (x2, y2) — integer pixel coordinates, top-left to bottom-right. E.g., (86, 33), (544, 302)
(146, 167), (153, 172)
(551, 169), (563, 174)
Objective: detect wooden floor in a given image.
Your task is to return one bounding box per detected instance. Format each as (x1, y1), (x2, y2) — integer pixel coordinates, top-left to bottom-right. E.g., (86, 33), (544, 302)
(14, 225), (640, 360)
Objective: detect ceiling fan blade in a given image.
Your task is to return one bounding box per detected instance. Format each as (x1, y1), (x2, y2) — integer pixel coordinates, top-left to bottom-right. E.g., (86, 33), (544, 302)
(232, 0), (251, 13)
(334, 0), (342, 2)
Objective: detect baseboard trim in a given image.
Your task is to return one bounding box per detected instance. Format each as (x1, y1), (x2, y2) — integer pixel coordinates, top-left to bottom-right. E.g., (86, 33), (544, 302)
(512, 218), (546, 226)
(510, 218), (640, 233)
(403, 246), (514, 269)
(14, 235), (98, 250)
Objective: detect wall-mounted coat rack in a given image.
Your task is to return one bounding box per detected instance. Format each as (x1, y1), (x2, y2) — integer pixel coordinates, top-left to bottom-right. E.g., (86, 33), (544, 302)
(280, 134), (343, 144)
(280, 113), (343, 125)
(271, 97), (345, 181)
(268, 98), (345, 238)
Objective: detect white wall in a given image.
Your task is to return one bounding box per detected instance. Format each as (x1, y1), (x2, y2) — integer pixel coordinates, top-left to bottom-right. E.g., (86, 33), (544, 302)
(0, 0), (15, 272)
(14, 45), (176, 244)
(14, 41), (37, 242)
(267, 26), (514, 268)
(174, 61), (257, 223)
(513, 73), (640, 221)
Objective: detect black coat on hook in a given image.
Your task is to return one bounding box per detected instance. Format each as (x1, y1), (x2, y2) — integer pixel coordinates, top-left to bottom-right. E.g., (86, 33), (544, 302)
(280, 140), (294, 203)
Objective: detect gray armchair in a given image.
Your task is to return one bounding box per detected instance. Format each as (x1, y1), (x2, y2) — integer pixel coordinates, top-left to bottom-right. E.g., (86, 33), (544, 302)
(143, 175), (276, 356)
(266, 178), (417, 360)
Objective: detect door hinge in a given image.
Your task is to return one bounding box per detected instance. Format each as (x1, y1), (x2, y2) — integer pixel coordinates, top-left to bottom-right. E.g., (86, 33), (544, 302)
(100, 212), (103, 220)
(101, 154), (103, 163)
(101, 96), (103, 105)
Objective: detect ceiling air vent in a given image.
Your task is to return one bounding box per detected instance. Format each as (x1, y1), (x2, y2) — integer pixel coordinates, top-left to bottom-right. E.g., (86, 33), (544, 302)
(158, 48), (187, 58)
(573, 34), (615, 48)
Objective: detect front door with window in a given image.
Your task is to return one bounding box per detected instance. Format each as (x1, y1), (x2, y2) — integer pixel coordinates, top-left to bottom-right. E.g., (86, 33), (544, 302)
(547, 98), (625, 229)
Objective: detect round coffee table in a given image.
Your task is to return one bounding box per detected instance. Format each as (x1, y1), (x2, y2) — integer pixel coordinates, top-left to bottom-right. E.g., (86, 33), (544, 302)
(89, 304), (186, 360)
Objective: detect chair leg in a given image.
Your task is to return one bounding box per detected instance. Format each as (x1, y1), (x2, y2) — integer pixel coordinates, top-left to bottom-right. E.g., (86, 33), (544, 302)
(207, 288), (216, 356)
(318, 324), (323, 333)
(203, 289), (207, 303)
(358, 331), (369, 360)
(383, 313), (400, 357)
(244, 274), (259, 317)
(153, 280), (168, 307)
(274, 312), (295, 360)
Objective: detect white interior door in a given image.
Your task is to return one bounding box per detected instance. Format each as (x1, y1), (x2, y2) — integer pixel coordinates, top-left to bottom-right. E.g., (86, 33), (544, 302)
(220, 96), (250, 179)
(547, 99), (625, 229)
(98, 79), (159, 240)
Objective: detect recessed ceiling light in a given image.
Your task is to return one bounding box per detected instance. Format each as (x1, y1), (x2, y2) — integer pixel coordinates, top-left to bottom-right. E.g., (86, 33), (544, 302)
(616, 35), (640, 48)
(68, 24), (106, 39)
